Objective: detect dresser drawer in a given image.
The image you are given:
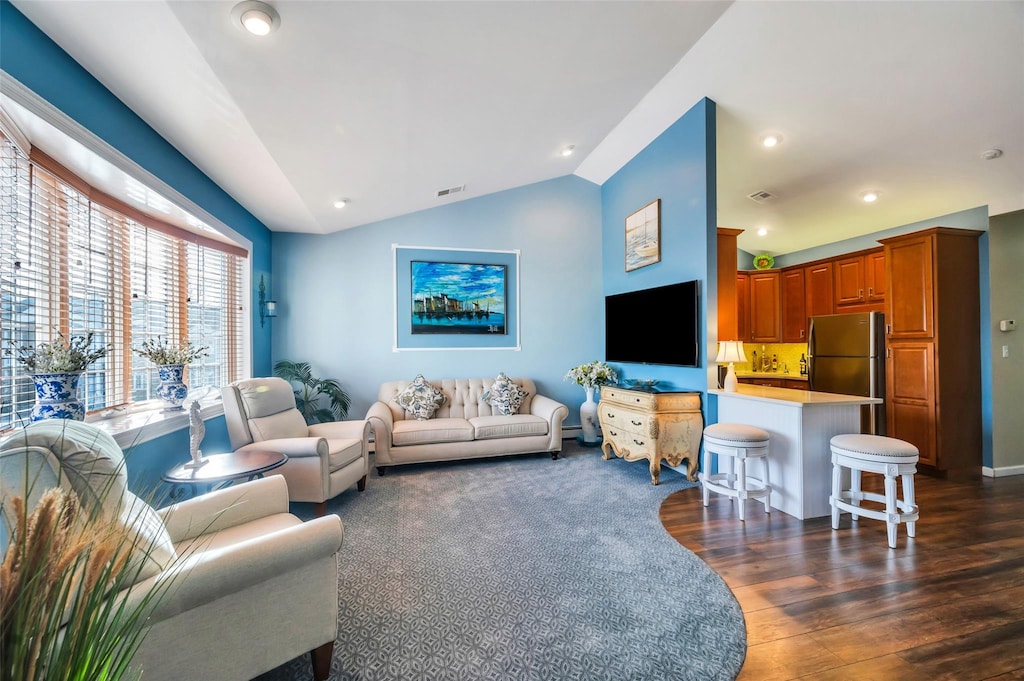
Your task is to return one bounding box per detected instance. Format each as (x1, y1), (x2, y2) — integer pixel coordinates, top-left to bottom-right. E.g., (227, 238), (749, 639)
(599, 404), (654, 437)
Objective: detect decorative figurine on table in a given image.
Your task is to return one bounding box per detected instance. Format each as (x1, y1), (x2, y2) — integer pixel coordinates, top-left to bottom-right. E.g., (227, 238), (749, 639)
(185, 400), (208, 469)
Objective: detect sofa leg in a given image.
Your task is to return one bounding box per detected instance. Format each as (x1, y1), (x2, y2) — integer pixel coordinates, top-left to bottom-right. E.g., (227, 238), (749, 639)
(310, 640), (333, 681)
(313, 501), (327, 517)
(376, 466), (387, 476)
(358, 474), (367, 492)
(551, 451), (559, 460)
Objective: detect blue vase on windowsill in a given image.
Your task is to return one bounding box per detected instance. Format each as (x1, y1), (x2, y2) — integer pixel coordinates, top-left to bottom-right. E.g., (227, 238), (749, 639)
(31, 372), (85, 421)
(156, 364), (189, 412)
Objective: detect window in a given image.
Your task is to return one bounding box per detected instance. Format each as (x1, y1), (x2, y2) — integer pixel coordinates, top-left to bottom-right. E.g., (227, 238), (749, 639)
(0, 133), (247, 430)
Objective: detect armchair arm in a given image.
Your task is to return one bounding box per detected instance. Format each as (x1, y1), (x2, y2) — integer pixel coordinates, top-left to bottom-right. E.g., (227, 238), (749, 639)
(365, 401), (394, 462)
(308, 418), (371, 443)
(122, 514), (344, 621)
(236, 437), (328, 460)
(158, 476), (290, 544)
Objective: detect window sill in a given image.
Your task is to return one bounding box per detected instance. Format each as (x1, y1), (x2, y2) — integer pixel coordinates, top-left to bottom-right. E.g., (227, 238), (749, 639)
(87, 392), (224, 450)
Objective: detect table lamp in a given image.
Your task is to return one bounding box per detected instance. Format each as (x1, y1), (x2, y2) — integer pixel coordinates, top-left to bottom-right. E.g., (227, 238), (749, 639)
(716, 341), (747, 392)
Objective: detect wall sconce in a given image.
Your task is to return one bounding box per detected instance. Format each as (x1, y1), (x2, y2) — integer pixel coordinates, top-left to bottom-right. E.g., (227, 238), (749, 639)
(259, 275), (277, 328)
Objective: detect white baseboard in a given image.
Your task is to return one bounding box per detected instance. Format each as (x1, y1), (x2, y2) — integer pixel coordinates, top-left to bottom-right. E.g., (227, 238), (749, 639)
(982, 464), (1024, 477)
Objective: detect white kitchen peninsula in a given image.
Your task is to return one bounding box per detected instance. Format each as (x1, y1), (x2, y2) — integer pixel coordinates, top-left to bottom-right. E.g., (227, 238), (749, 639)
(709, 386), (883, 520)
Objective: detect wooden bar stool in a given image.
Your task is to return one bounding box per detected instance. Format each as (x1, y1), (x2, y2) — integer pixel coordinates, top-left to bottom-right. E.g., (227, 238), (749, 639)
(829, 433), (919, 548)
(701, 423), (771, 520)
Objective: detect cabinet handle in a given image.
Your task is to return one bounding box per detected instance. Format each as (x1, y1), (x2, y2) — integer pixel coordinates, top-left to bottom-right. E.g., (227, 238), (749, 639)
(886, 323), (892, 335)
(633, 439), (645, 446)
(606, 413), (615, 419)
(886, 347), (891, 358)
(631, 419), (642, 426)
(800, 329), (805, 338)
(869, 287), (874, 296)
(859, 288), (864, 298)
(609, 429), (618, 437)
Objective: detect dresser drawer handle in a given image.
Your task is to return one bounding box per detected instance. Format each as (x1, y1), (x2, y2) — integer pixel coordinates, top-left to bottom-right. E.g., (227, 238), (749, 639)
(605, 413), (615, 419)
(633, 439), (645, 446)
(631, 419), (642, 426)
(608, 429), (618, 437)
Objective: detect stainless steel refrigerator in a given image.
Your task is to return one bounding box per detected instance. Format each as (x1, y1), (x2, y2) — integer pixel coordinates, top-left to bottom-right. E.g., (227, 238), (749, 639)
(808, 311), (886, 435)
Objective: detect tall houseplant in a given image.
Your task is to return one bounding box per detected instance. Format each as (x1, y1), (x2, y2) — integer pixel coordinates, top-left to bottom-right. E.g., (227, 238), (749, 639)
(273, 360), (351, 425)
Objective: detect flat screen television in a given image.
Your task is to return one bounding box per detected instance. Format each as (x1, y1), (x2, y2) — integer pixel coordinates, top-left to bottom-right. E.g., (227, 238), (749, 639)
(605, 280), (701, 367)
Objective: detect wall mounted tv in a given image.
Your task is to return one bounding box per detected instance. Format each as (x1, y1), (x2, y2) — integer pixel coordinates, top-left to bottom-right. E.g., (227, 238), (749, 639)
(605, 280), (701, 367)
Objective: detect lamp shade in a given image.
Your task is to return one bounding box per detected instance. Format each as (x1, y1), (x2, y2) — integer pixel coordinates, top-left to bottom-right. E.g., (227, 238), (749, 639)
(264, 300), (277, 318)
(715, 341), (747, 364)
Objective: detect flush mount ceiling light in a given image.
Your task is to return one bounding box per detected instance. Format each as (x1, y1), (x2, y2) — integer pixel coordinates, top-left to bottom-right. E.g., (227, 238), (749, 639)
(861, 190), (880, 203)
(333, 199), (347, 209)
(561, 145), (575, 157)
(231, 1), (280, 36)
(760, 133), (783, 149)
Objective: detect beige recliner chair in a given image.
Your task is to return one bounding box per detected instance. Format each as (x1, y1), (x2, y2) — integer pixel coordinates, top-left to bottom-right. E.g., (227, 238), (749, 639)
(0, 420), (342, 681)
(221, 377), (370, 515)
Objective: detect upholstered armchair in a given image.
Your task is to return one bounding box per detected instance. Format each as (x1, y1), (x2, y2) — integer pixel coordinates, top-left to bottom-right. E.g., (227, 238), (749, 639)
(0, 420), (342, 681)
(222, 377), (370, 515)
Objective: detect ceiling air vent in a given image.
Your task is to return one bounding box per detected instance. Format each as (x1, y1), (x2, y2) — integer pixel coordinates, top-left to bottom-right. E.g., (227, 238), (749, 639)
(436, 184), (465, 198)
(747, 190), (776, 204)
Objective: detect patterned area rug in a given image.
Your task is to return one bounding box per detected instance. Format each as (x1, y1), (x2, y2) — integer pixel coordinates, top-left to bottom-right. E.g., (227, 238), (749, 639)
(258, 441), (746, 681)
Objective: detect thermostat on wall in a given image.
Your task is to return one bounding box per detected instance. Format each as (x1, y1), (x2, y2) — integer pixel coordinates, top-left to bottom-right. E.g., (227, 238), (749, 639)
(999, 319), (1016, 332)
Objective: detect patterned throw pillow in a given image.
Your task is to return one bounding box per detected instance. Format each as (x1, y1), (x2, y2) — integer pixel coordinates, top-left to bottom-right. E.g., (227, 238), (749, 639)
(394, 375), (446, 420)
(483, 372), (529, 416)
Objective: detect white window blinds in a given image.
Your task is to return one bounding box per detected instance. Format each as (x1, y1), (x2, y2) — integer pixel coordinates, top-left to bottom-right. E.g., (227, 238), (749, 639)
(0, 133), (249, 430)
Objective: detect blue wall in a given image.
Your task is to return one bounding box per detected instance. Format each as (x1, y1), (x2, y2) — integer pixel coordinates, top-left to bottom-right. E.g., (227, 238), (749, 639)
(272, 175), (603, 421)
(599, 98), (717, 400)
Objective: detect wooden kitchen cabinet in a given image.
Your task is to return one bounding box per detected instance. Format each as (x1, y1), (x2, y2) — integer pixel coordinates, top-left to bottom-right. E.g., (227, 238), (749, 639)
(880, 227), (983, 476)
(781, 267), (807, 342)
(835, 248), (885, 310)
(736, 272), (749, 344)
(805, 261), (835, 319)
(748, 270), (781, 343)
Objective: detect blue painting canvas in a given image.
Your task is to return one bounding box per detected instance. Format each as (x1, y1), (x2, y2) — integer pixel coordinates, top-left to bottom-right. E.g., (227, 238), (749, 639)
(411, 261), (507, 335)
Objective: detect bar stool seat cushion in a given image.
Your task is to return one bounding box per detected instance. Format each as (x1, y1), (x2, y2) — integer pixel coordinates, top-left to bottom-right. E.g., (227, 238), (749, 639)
(704, 423), (769, 443)
(831, 434), (918, 463)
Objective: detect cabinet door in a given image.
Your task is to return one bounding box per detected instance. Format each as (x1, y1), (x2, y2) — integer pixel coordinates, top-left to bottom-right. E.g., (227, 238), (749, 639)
(886, 235), (934, 339)
(886, 341), (937, 466)
(749, 271), (781, 343)
(805, 262), (835, 318)
(834, 255), (866, 306)
(866, 250), (886, 303)
(781, 268), (807, 342)
(736, 273), (749, 343)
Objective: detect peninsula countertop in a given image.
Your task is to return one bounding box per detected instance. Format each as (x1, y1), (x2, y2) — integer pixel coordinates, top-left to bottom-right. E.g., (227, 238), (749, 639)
(709, 385), (882, 407)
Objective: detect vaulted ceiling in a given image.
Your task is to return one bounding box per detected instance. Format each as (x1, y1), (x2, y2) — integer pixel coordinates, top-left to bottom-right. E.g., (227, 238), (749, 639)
(7, 1), (1024, 256)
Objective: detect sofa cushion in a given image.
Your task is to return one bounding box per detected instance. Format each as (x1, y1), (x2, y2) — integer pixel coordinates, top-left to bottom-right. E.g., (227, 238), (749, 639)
(325, 438), (363, 471)
(470, 414), (549, 440)
(392, 418), (475, 446)
(483, 373), (529, 416)
(394, 375), (447, 420)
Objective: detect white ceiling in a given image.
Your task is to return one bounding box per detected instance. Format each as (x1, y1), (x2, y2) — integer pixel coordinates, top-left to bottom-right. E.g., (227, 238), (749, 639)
(6, 1), (1024, 256)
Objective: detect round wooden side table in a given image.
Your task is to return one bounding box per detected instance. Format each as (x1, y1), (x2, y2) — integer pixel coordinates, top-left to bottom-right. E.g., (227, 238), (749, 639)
(162, 450), (287, 501)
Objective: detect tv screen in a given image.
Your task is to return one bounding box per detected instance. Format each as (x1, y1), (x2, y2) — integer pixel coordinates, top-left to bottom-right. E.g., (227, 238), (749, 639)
(605, 280), (700, 367)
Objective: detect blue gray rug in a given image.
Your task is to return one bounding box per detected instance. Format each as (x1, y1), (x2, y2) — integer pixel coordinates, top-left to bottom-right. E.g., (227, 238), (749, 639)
(258, 442), (746, 681)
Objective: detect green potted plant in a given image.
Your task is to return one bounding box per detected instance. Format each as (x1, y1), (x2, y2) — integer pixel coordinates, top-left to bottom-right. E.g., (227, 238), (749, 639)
(133, 337), (209, 412)
(273, 360), (351, 424)
(7, 331), (109, 421)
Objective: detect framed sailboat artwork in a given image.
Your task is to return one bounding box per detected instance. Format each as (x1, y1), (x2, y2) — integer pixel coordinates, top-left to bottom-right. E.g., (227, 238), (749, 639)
(624, 198), (661, 272)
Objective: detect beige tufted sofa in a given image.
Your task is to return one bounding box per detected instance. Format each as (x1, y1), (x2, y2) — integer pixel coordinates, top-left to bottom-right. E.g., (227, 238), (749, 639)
(365, 377), (568, 474)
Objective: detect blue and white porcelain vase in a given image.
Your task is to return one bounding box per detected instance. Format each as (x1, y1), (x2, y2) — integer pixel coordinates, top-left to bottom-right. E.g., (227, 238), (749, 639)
(580, 386), (599, 443)
(31, 372), (85, 421)
(156, 364), (189, 412)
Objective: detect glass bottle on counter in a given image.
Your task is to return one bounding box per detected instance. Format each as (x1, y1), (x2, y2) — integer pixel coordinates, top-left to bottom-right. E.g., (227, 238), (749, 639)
(761, 346), (770, 372)
(771, 354), (778, 372)
(799, 353), (807, 376)
(751, 350), (758, 372)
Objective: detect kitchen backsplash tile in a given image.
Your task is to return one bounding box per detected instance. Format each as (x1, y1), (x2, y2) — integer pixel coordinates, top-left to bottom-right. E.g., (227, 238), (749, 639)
(734, 343), (808, 376)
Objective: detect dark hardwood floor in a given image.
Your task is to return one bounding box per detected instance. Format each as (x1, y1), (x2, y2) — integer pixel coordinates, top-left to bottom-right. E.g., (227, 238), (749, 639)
(659, 472), (1024, 680)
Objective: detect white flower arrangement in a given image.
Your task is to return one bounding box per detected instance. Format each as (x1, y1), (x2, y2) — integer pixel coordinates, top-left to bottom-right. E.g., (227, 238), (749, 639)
(564, 361), (618, 389)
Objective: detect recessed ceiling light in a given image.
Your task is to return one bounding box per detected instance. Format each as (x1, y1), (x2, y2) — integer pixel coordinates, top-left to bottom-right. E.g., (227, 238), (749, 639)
(561, 145), (575, 157)
(757, 227), (769, 237)
(232, 1), (280, 36)
(333, 199), (347, 209)
(861, 191), (880, 203)
(760, 133), (783, 149)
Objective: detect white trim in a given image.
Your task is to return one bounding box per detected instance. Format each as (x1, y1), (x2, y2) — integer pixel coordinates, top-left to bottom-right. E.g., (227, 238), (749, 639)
(392, 244), (523, 352)
(0, 73), (253, 253)
(982, 464), (1024, 478)
(89, 398), (224, 450)
(0, 104), (31, 157)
